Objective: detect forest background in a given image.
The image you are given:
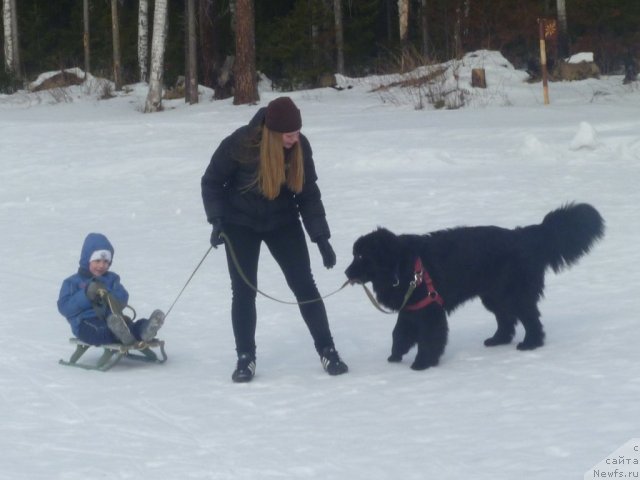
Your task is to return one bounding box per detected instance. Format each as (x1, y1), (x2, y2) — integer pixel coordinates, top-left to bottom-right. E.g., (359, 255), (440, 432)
(2, 0), (640, 97)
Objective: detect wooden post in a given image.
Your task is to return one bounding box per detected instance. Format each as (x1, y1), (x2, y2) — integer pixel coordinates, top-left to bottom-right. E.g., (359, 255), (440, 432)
(538, 19), (550, 105)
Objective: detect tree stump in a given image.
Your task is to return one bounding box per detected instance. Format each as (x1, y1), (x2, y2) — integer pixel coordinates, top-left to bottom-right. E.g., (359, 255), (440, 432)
(472, 68), (487, 88)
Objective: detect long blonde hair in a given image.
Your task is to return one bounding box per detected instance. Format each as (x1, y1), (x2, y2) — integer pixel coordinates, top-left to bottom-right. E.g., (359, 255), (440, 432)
(258, 126), (304, 200)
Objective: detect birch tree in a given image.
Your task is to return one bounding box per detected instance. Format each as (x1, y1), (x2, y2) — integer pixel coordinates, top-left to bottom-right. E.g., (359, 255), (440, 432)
(138, 0), (149, 82)
(111, 0), (122, 90)
(3, 0), (20, 77)
(144, 0), (169, 113)
(233, 0), (258, 105)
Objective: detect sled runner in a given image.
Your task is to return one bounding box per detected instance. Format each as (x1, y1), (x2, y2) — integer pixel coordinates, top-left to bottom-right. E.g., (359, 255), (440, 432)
(59, 337), (168, 372)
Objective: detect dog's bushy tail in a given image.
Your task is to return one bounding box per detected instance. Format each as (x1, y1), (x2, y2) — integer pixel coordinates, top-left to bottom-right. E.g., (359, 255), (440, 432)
(540, 203), (605, 273)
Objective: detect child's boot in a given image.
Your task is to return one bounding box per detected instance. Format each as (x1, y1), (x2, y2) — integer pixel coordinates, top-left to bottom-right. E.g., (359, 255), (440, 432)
(106, 314), (137, 345)
(140, 310), (165, 342)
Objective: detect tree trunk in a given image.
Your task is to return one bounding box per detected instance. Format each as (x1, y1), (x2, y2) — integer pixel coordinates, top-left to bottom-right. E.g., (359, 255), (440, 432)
(10, 0), (20, 77)
(111, 0), (122, 90)
(138, 0), (149, 82)
(3, 0), (20, 77)
(556, 0), (569, 58)
(3, 0), (15, 73)
(185, 0), (198, 104)
(83, 0), (90, 77)
(334, 0), (344, 74)
(454, 3), (462, 59)
(386, 0), (393, 44)
(144, 0), (169, 113)
(198, 0), (217, 89)
(397, 0), (409, 70)
(420, 0), (429, 58)
(398, 0), (409, 45)
(233, 0), (258, 105)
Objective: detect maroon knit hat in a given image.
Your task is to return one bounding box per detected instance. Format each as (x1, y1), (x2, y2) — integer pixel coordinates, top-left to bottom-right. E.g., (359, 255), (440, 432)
(265, 97), (302, 133)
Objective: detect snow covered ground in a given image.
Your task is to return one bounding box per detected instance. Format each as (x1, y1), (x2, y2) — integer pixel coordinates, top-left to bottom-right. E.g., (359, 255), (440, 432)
(1, 51), (639, 479)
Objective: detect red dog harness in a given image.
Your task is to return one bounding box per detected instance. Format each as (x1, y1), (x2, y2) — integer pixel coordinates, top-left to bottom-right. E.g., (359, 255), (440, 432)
(403, 258), (444, 311)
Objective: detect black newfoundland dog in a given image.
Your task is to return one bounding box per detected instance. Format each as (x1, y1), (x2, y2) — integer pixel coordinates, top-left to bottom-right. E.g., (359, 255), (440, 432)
(345, 203), (604, 370)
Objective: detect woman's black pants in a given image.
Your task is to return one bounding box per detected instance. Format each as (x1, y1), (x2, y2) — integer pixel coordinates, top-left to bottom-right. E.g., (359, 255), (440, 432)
(222, 221), (335, 359)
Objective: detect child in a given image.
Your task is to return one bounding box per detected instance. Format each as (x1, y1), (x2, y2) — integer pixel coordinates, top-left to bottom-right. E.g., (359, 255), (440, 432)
(57, 232), (165, 346)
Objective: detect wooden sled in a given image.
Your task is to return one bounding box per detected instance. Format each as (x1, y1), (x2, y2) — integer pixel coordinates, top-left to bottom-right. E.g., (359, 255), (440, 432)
(59, 337), (168, 372)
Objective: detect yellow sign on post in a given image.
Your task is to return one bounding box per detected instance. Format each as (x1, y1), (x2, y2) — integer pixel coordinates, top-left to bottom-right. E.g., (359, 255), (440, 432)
(538, 18), (557, 105)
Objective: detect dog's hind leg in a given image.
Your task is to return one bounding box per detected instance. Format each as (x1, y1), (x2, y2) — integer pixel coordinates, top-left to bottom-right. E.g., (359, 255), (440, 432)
(388, 313), (417, 363)
(411, 306), (448, 371)
(515, 302), (545, 350)
(481, 297), (517, 346)
(484, 314), (518, 347)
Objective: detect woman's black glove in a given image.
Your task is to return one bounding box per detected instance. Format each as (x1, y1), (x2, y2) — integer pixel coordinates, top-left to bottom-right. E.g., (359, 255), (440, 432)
(317, 237), (336, 269)
(210, 218), (224, 248)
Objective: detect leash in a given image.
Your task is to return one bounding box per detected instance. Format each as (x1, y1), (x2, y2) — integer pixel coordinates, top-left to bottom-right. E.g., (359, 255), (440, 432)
(358, 258), (444, 314)
(90, 247), (212, 324)
(164, 246), (213, 319)
(220, 232), (349, 305)
(358, 283), (417, 315)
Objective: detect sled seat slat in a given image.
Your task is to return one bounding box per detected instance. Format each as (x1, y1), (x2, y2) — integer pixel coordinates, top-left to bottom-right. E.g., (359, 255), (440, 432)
(59, 337), (167, 371)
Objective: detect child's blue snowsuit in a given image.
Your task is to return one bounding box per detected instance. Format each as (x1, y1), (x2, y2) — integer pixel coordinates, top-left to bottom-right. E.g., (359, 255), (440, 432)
(57, 233), (150, 345)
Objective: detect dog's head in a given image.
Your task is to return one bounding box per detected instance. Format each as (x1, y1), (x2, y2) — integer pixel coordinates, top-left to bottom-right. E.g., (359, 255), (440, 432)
(345, 227), (403, 287)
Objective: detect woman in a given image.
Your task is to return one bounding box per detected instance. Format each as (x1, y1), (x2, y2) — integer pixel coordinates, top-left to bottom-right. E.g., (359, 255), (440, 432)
(201, 96), (348, 383)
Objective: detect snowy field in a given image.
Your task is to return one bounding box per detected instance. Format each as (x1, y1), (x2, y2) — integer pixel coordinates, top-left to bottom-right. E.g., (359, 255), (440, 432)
(1, 51), (639, 479)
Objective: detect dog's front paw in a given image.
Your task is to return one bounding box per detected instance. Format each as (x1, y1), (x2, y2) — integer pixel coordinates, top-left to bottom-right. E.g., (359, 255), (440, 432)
(388, 354), (402, 363)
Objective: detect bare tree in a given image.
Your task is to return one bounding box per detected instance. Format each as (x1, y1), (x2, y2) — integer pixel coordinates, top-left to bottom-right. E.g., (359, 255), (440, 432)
(185, 0), (198, 104)
(334, 0), (344, 74)
(111, 0), (122, 90)
(144, 0), (169, 113)
(138, 0), (149, 82)
(3, 0), (21, 77)
(233, 0), (258, 105)
(83, 0), (91, 77)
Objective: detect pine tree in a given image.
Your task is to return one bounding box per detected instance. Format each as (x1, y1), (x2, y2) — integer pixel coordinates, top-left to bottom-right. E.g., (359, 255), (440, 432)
(233, 0), (258, 105)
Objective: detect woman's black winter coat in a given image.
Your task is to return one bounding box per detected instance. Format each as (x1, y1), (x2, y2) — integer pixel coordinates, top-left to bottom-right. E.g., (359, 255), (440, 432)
(201, 107), (331, 242)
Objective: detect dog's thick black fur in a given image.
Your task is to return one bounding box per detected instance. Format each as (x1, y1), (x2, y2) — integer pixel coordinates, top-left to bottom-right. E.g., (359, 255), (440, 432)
(345, 203), (604, 370)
